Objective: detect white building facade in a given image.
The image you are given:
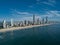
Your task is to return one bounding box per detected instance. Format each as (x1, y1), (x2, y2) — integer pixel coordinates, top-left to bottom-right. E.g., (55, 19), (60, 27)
(3, 20), (6, 28)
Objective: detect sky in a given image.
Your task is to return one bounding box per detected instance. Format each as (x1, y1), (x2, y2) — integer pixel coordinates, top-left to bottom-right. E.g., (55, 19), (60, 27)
(0, 0), (60, 21)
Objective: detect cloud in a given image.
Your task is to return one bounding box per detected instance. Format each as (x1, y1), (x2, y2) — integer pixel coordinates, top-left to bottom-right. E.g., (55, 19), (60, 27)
(11, 9), (60, 21)
(28, 0), (41, 8)
(11, 9), (42, 21)
(42, 0), (56, 7)
(42, 2), (54, 6)
(22, 16), (33, 21)
(40, 11), (60, 18)
(49, 0), (56, 4)
(28, 5), (34, 8)
(15, 10), (30, 15)
(36, 0), (41, 4)
(49, 11), (60, 16)
(22, 15), (42, 21)
(11, 9), (33, 15)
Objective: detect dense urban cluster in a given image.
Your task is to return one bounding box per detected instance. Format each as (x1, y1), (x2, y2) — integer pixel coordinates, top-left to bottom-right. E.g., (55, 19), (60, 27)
(0, 15), (48, 29)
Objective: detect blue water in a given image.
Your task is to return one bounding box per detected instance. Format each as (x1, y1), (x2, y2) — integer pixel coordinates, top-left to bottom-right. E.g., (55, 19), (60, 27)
(0, 24), (60, 45)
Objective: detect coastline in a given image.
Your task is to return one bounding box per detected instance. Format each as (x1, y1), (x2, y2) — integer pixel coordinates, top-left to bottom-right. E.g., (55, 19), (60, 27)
(0, 24), (52, 32)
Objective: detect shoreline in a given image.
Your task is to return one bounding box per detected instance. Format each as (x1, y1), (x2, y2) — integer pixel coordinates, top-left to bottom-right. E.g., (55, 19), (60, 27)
(0, 24), (52, 32)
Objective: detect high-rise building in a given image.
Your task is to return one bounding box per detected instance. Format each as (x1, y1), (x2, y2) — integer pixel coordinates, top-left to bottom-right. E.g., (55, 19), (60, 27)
(3, 20), (6, 28)
(37, 18), (40, 25)
(24, 20), (28, 26)
(45, 16), (48, 23)
(11, 19), (14, 27)
(42, 18), (44, 24)
(33, 14), (35, 25)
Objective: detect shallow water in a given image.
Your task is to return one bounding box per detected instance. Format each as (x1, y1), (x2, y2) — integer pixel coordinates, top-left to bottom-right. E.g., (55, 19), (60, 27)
(0, 24), (60, 45)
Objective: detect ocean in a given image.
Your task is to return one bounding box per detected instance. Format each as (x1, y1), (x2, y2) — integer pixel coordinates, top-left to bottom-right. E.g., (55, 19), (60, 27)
(0, 24), (60, 45)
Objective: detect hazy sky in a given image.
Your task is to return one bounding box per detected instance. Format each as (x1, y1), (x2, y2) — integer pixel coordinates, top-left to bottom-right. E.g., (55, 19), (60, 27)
(0, 0), (60, 21)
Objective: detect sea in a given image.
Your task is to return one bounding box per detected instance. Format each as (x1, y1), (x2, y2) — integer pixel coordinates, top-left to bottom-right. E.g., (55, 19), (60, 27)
(0, 24), (60, 45)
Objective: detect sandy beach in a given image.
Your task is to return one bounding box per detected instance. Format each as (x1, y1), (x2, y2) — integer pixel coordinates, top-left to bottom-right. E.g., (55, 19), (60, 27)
(0, 24), (52, 32)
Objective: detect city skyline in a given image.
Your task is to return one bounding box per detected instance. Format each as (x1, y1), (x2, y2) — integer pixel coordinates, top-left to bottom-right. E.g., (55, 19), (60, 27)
(0, 0), (60, 21)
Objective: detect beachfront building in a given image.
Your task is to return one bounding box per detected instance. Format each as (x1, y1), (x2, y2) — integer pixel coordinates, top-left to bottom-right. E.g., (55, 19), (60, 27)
(24, 20), (26, 26)
(45, 16), (48, 23)
(28, 21), (31, 25)
(0, 22), (3, 29)
(24, 20), (28, 26)
(36, 18), (40, 25)
(3, 20), (6, 28)
(11, 19), (14, 27)
(19, 21), (24, 27)
(42, 18), (44, 24)
(13, 21), (20, 27)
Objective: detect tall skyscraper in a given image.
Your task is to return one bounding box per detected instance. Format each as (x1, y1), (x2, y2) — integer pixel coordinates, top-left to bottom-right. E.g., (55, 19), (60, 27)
(33, 14), (35, 25)
(24, 20), (27, 26)
(24, 20), (26, 25)
(11, 19), (14, 27)
(37, 18), (40, 25)
(45, 16), (48, 23)
(42, 18), (44, 24)
(3, 20), (6, 28)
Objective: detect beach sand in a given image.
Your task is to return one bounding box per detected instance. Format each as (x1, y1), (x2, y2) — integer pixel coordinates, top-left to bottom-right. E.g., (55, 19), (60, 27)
(0, 24), (52, 32)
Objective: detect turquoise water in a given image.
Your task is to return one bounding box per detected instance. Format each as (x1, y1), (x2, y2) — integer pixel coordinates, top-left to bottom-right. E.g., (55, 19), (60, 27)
(0, 24), (60, 45)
